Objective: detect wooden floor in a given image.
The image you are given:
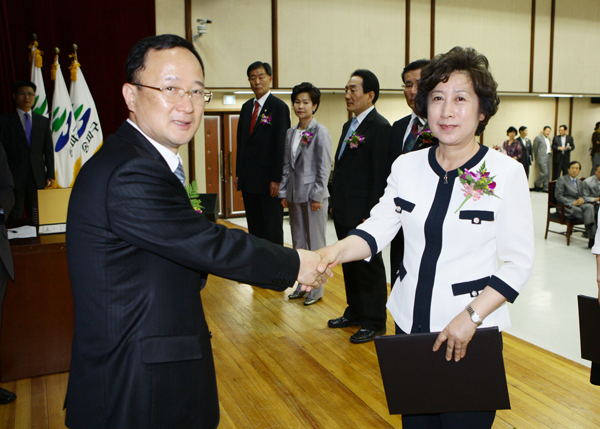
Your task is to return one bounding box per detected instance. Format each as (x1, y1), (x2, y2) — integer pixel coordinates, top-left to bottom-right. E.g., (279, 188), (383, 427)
(1, 220), (599, 428)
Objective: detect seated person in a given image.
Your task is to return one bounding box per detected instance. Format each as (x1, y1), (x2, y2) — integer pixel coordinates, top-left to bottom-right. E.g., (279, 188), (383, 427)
(555, 161), (597, 247)
(583, 164), (600, 216)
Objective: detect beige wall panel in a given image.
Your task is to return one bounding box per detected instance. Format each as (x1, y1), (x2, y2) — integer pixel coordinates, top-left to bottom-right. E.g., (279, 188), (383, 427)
(156, 0), (185, 35)
(483, 96), (556, 187)
(435, 0), (531, 92)
(191, 0), (272, 89)
(552, 0), (600, 94)
(532, 0), (551, 93)
(568, 98), (600, 176)
(277, 0), (405, 90)
(409, 0), (432, 62)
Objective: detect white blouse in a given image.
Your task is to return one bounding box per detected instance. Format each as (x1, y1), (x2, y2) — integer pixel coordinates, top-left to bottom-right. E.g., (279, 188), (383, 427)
(351, 145), (534, 334)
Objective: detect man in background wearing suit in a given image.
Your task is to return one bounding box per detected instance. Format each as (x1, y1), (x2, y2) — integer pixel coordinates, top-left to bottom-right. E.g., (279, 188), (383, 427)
(552, 124), (574, 180)
(65, 35), (328, 429)
(329, 69), (391, 344)
(517, 125), (533, 180)
(387, 59), (430, 288)
(235, 62), (290, 245)
(583, 163), (600, 217)
(0, 144), (15, 404)
(533, 126), (552, 192)
(0, 81), (54, 219)
(555, 161), (596, 247)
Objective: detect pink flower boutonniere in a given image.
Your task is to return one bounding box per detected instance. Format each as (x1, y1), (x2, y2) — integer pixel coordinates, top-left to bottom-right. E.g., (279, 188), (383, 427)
(454, 162), (499, 213)
(298, 127), (315, 152)
(345, 131), (365, 149)
(260, 111), (272, 126)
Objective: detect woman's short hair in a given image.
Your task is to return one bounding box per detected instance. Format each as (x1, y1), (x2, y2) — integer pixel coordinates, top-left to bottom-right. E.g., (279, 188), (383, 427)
(415, 46), (500, 136)
(291, 82), (321, 113)
(507, 126), (518, 136)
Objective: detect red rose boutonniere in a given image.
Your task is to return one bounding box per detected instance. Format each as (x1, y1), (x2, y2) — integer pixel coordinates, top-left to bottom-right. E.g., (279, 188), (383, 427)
(345, 131), (365, 149)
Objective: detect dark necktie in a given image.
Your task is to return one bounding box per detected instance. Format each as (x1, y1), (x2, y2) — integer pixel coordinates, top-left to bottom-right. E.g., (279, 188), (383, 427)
(24, 112), (32, 146)
(249, 101), (260, 134)
(402, 118), (419, 153)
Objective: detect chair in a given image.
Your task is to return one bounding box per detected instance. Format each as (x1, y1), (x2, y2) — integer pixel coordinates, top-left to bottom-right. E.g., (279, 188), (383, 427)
(545, 180), (586, 245)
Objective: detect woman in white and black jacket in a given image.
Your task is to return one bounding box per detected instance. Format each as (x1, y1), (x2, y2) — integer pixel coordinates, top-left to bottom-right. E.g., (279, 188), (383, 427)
(317, 47), (534, 429)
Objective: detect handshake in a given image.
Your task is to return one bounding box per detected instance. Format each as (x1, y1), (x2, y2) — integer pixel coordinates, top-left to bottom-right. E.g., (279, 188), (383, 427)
(295, 247), (341, 292)
(295, 235), (372, 291)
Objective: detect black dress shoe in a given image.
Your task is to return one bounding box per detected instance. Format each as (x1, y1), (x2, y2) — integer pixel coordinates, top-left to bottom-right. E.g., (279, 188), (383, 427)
(0, 388), (16, 404)
(327, 316), (361, 328)
(350, 328), (386, 344)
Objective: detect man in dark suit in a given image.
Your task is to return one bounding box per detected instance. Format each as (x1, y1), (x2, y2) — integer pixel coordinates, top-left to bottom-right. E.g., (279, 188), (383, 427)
(0, 81), (54, 219)
(64, 35), (327, 429)
(517, 125), (533, 179)
(0, 144), (16, 404)
(387, 59), (430, 288)
(555, 161), (596, 247)
(552, 124), (574, 180)
(235, 62), (290, 245)
(328, 69), (391, 344)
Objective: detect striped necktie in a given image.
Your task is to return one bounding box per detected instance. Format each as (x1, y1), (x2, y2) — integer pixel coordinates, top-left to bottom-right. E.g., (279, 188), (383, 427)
(175, 161), (186, 186)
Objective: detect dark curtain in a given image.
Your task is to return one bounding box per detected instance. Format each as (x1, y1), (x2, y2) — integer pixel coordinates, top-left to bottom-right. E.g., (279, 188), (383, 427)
(0, 0), (155, 135)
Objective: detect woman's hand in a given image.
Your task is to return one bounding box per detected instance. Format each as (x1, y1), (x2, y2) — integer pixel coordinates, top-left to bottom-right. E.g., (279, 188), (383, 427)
(281, 198), (288, 208)
(432, 310), (477, 362)
(311, 201), (322, 211)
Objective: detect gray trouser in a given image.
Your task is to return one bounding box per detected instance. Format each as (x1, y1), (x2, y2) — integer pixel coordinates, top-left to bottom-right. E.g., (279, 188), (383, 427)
(289, 199), (328, 299)
(535, 153), (551, 190)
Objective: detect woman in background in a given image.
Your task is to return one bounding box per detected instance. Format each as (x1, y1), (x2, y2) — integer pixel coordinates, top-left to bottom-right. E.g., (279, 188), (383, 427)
(317, 47), (534, 428)
(503, 126), (522, 162)
(280, 82), (332, 306)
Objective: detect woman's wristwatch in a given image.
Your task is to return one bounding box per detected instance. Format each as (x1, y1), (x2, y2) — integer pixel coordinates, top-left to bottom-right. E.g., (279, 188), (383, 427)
(466, 304), (482, 326)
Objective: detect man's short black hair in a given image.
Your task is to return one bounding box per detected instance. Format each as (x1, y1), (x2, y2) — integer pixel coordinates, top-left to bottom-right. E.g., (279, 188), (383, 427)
(351, 69), (380, 104)
(595, 122), (600, 130)
(559, 124), (568, 131)
(402, 59), (430, 83)
(11, 80), (36, 94)
(519, 126), (527, 133)
(247, 62), (272, 78)
(543, 126), (551, 131)
(125, 34), (204, 84)
(569, 160), (581, 169)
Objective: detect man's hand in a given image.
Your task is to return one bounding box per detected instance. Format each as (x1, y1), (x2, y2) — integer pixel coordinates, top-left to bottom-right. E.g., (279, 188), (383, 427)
(233, 178), (238, 190)
(281, 198), (288, 208)
(311, 201), (322, 211)
(46, 179), (56, 188)
(297, 249), (333, 291)
(270, 182), (280, 198)
(574, 197), (585, 206)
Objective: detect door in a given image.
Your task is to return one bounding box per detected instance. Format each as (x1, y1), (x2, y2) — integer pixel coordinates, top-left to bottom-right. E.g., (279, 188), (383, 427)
(204, 113), (245, 218)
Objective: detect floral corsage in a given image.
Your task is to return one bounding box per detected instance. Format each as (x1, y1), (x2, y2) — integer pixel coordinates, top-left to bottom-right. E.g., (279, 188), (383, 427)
(298, 127), (315, 152)
(260, 111), (272, 125)
(416, 127), (437, 149)
(185, 179), (204, 213)
(345, 131), (365, 149)
(454, 162), (499, 213)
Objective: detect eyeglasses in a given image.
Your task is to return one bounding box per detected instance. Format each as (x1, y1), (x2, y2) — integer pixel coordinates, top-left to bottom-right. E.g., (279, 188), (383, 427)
(16, 91), (36, 98)
(135, 83), (213, 105)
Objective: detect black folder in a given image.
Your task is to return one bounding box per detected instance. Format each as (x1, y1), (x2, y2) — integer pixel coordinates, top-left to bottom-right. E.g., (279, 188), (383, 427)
(374, 327), (510, 415)
(577, 294), (600, 362)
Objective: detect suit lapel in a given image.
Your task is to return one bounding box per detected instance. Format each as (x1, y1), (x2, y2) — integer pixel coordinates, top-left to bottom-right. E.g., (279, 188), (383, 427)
(335, 120), (352, 164)
(249, 94), (271, 139)
(336, 108), (376, 164)
(293, 118), (317, 167)
(116, 122), (168, 166)
(9, 111), (28, 148)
